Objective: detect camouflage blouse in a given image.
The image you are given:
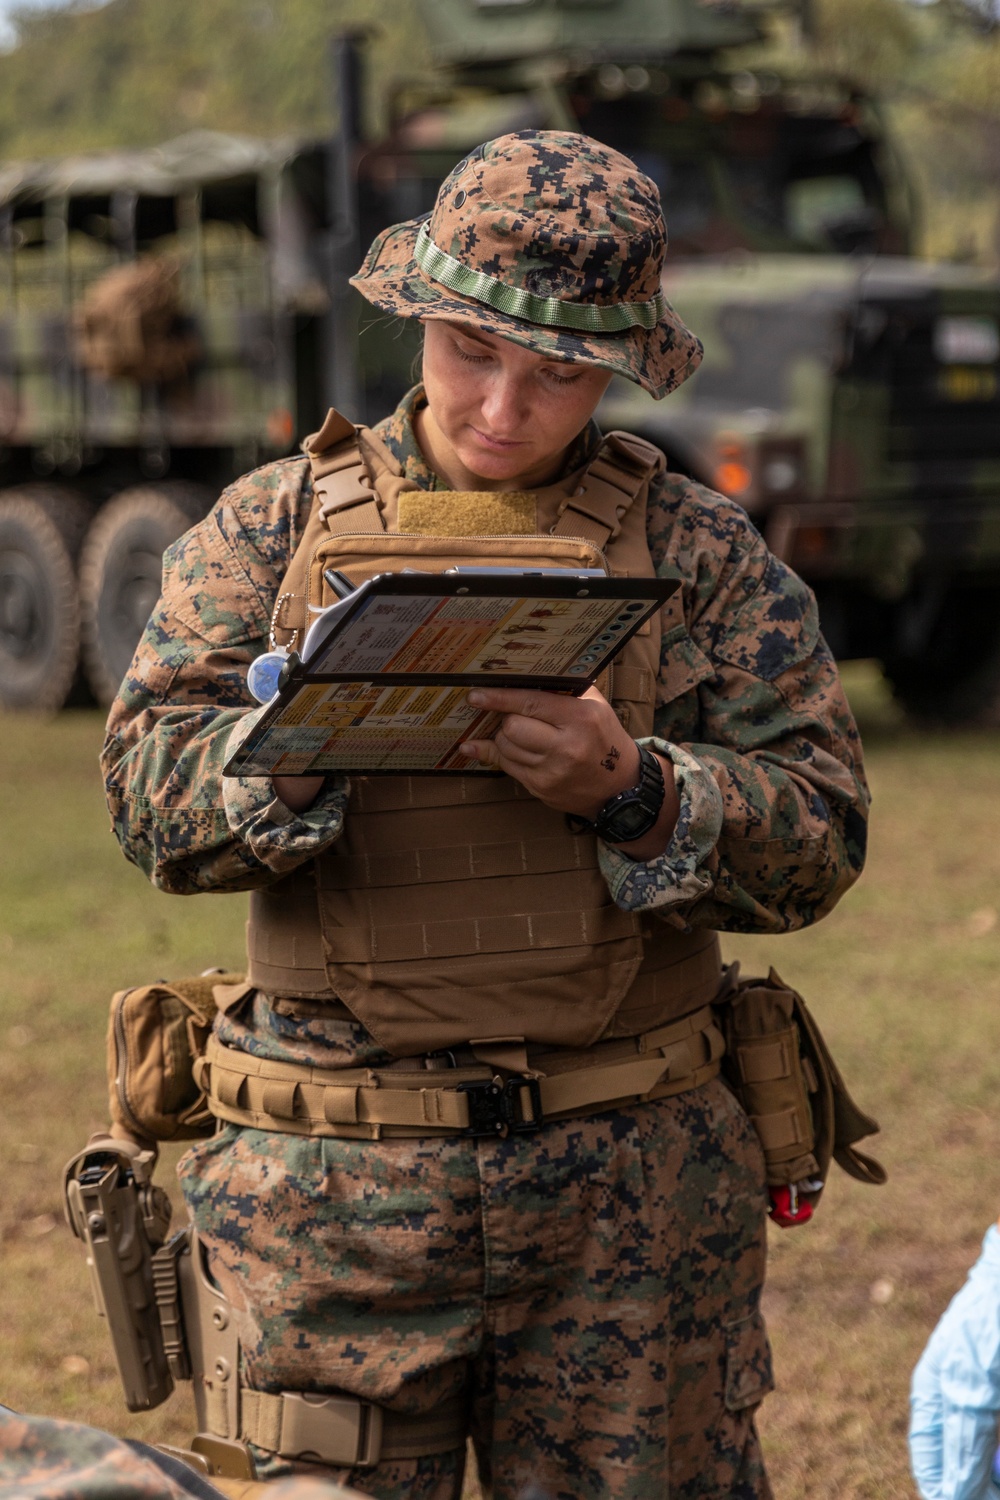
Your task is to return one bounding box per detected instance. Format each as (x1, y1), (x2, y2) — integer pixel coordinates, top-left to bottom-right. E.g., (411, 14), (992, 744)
(102, 387), (869, 934)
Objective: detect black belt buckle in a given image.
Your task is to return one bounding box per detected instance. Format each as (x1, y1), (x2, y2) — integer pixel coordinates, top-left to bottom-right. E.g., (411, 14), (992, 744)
(458, 1075), (542, 1137)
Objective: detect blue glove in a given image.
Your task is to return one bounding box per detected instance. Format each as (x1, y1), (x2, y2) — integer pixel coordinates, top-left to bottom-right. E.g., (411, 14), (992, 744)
(910, 1224), (1000, 1499)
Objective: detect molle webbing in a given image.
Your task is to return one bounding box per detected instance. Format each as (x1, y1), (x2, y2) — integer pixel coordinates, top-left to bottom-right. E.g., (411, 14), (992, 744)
(254, 406), (722, 1055)
(246, 855), (724, 1053)
(244, 870), (728, 996)
(196, 1006), (725, 1140)
(271, 408), (665, 659)
(293, 415), (665, 739)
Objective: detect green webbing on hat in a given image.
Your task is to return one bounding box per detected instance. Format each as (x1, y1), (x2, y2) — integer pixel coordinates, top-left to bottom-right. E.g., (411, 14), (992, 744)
(414, 222), (666, 334)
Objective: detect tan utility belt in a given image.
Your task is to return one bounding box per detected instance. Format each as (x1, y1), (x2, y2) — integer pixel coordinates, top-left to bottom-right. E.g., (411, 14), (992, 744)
(69, 968), (886, 1469)
(102, 969), (884, 1204)
(194, 1006), (725, 1141)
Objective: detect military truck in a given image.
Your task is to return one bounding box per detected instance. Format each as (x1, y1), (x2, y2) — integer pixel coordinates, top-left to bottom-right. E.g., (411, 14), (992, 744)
(3, 1), (1000, 722)
(356, 0), (1000, 725)
(0, 125), (353, 709)
(587, 75), (1000, 727)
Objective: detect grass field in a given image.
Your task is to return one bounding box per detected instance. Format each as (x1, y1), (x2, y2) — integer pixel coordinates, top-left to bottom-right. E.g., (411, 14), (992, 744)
(1, 666), (999, 1497)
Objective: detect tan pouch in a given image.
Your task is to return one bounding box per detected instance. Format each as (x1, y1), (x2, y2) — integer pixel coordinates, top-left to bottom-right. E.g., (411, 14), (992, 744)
(719, 967), (886, 1209)
(107, 972), (248, 1143)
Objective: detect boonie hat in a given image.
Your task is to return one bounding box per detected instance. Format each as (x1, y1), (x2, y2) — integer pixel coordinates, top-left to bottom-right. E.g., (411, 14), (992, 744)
(350, 130), (702, 400)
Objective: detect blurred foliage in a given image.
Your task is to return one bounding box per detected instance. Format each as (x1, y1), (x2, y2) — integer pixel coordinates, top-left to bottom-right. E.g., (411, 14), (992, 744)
(809, 0), (921, 93)
(751, 0), (1000, 261)
(0, 0), (432, 156)
(0, 0), (998, 263)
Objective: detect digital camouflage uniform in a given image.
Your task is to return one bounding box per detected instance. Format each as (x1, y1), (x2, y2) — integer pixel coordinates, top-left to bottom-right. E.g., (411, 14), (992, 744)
(0, 1404), (360, 1500)
(101, 133), (869, 1500)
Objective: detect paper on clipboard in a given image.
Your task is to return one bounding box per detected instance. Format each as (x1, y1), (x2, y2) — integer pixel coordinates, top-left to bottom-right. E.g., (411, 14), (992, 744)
(226, 568), (679, 777)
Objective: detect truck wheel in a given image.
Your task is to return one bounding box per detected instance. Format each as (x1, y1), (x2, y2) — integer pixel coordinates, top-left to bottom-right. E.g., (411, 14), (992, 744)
(885, 648), (1000, 727)
(0, 488), (85, 711)
(78, 483), (212, 706)
(883, 589), (1000, 727)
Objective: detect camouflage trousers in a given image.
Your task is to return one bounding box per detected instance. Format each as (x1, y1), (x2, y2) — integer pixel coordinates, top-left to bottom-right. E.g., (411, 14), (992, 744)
(179, 1074), (773, 1500)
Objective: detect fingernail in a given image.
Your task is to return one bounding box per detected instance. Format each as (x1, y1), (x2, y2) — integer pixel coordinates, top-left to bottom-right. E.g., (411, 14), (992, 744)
(468, 690), (485, 706)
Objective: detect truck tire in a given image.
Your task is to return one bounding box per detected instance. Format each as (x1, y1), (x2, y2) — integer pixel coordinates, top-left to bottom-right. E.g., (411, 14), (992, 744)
(78, 483), (212, 706)
(883, 588), (1000, 727)
(0, 487), (87, 711)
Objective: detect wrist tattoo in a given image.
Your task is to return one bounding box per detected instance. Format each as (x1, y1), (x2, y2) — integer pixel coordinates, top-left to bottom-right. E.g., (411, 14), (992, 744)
(600, 745), (621, 773)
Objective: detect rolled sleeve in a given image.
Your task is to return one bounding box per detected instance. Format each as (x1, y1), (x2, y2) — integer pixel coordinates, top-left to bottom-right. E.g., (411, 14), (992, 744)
(626, 474), (871, 934)
(598, 736), (724, 912)
(222, 705), (349, 875)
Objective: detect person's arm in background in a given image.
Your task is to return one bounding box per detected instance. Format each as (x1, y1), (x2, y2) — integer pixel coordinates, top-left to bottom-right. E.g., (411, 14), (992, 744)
(101, 457), (348, 894)
(910, 1223), (1000, 1500)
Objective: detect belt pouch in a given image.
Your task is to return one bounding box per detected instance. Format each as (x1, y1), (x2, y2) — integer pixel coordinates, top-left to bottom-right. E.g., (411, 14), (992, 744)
(106, 971), (248, 1143)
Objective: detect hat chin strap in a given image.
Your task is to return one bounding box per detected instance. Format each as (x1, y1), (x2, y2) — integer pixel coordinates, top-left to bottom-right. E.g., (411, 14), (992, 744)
(413, 221), (665, 335)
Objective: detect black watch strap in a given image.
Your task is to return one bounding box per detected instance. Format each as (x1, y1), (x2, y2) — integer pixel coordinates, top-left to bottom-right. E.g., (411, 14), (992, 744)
(567, 745), (666, 844)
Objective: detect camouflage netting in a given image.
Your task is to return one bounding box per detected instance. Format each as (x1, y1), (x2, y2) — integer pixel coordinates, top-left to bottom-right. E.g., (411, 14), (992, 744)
(74, 254), (200, 383)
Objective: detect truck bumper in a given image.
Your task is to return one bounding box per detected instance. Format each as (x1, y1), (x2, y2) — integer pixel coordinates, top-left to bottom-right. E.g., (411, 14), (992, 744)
(764, 499), (1000, 598)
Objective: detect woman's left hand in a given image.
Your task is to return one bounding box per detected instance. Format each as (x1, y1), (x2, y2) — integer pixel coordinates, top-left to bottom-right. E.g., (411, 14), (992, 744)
(462, 685), (642, 818)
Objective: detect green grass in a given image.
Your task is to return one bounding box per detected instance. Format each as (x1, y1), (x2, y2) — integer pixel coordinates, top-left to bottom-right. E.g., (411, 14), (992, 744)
(0, 710), (246, 1446)
(1, 666), (998, 1496)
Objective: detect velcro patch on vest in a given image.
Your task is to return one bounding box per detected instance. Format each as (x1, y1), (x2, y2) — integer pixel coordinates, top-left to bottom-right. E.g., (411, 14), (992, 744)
(397, 489), (536, 536)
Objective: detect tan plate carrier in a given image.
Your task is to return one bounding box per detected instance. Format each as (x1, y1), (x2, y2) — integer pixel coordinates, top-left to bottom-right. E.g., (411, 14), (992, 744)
(247, 408), (728, 1060)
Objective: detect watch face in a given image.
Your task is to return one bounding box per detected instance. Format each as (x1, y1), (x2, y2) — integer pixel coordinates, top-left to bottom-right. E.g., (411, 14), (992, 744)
(593, 747), (664, 843)
(601, 796), (658, 841)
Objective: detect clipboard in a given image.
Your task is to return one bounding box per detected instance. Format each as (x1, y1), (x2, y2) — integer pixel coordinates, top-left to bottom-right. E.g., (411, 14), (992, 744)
(225, 567), (680, 776)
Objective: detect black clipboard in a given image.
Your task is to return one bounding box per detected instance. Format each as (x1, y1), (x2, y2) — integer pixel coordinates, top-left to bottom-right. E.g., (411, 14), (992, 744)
(225, 568), (680, 776)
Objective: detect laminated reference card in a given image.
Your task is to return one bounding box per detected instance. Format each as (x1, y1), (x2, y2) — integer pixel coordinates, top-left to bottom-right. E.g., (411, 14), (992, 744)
(225, 567), (680, 776)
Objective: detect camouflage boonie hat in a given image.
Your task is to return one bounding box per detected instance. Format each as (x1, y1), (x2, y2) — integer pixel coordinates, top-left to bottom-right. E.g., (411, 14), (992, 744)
(350, 131), (703, 399)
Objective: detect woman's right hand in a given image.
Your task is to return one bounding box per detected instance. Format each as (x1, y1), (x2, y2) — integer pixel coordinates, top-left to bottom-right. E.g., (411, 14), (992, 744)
(273, 774), (325, 813)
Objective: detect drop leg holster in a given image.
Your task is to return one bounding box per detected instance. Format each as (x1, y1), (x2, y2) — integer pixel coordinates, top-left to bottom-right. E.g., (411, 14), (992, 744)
(63, 1002), (728, 1477)
(63, 1138), (466, 1478)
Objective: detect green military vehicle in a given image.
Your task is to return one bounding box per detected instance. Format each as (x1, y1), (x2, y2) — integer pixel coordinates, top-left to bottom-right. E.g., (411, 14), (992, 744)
(587, 75), (1000, 727)
(0, 128), (347, 709)
(3, 0), (999, 721)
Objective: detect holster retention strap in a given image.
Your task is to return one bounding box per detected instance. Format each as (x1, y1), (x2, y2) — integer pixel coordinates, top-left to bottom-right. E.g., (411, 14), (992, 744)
(195, 1006), (724, 1139)
(183, 1224), (466, 1472)
(238, 1387), (467, 1467)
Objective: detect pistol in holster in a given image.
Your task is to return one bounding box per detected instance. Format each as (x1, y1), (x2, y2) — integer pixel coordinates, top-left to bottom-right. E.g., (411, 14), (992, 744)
(62, 970), (243, 1414)
(63, 1136), (255, 1478)
(63, 1137), (196, 1411)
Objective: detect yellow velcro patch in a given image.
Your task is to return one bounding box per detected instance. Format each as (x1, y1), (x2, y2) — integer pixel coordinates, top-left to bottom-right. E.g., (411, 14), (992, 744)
(397, 489), (536, 536)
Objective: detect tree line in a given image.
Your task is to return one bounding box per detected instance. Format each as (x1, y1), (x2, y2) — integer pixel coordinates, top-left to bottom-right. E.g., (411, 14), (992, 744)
(0, 0), (997, 262)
